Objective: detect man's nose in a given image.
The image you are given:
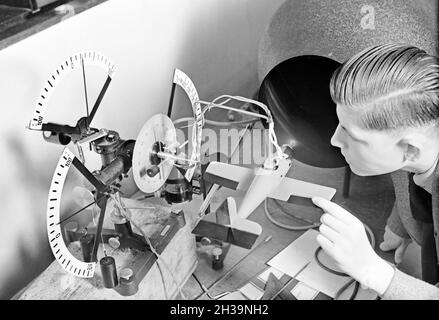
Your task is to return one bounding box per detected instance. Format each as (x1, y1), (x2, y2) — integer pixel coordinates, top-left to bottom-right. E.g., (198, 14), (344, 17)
(330, 125), (344, 149)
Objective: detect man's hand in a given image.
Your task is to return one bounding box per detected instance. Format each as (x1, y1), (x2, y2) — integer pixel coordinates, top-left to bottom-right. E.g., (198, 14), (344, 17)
(312, 197), (395, 295)
(379, 225), (411, 265)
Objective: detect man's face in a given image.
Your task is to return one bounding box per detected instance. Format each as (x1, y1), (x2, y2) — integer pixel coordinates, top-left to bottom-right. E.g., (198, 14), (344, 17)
(331, 105), (406, 176)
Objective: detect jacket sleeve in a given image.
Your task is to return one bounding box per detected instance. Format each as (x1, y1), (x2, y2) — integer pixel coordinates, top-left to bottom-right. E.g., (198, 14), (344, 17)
(381, 268), (439, 300)
(387, 202), (411, 239)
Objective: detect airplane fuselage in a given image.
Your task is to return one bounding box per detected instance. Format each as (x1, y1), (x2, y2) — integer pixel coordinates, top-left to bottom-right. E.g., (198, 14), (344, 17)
(237, 157), (292, 219)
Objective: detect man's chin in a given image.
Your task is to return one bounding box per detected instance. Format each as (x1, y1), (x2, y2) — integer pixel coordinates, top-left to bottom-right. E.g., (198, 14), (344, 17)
(348, 164), (373, 176)
(348, 164), (391, 176)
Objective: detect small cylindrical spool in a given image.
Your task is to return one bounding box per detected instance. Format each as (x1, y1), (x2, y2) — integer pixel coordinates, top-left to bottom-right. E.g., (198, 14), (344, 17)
(100, 256), (119, 288)
(212, 247), (224, 270)
(118, 268), (138, 296)
(80, 234), (95, 263)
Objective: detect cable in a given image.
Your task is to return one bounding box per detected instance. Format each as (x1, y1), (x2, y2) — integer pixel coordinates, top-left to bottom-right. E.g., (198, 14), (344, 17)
(264, 196), (375, 300)
(191, 274), (230, 300)
(313, 220), (376, 300)
(334, 278), (360, 300)
(314, 247), (349, 277)
(196, 95), (287, 159)
(264, 198), (320, 231)
(173, 116), (259, 127)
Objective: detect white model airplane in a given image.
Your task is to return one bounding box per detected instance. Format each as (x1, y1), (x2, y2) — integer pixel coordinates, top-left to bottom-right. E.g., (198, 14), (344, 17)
(193, 150), (337, 248)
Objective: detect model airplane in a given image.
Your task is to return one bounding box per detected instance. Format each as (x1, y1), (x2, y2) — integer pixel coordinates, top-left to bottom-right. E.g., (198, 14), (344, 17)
(193, 147), (337, 249)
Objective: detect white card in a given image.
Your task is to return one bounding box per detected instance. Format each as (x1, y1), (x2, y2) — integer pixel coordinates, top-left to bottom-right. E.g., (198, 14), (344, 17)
(267, 229), (320, 277)
(239, 282), (264, 300)
(296, 260), (351, 298)
(290, 281), (319, 300)
(257, 267), (285, 284)
(218, 291), (247, 300)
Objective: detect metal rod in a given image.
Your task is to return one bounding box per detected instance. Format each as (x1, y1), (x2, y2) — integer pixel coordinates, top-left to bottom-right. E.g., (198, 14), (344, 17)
(156, 151), (197, 164)
(197, 184), (220, 219)
(269, 261), (310, 300)
(91, 196), (108, 262)
(81, 56), (90, 131)
(167, 83), (177, 118)
(89, 75), (112, 124)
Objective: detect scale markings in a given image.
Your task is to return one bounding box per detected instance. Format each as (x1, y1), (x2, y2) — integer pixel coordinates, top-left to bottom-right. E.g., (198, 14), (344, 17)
(48, 80), (53, 87)
(54, 181), (59, 184)
(50, 207), (54, 210)
(41, 95), (45, 99)
(53, 243), (58, 248)
(63, 156), (67, 160)
(62, 259), (66, 264)
(44, 88), (48, 92)
(60, 165), (64, 168)
(49, 198), (57, 201)
(60, 66), (63, 71)
(66, 260), (70, 268)
(52, 75), (56, 80)
(49, 215), (54, 218)
(57, 173), (61, 176)
(49, 223), (54, 227)
(50, 230), (55, 234)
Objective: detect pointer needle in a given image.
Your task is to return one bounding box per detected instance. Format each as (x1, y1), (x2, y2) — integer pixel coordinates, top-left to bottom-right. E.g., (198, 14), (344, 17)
(81, 55), (90, 131)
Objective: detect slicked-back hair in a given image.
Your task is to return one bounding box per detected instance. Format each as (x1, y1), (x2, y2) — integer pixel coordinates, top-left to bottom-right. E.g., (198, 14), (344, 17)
(329, 44), (439, 131)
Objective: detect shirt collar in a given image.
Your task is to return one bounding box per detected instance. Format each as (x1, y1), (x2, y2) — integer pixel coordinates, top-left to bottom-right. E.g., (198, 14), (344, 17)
(413, 155), (439, 194)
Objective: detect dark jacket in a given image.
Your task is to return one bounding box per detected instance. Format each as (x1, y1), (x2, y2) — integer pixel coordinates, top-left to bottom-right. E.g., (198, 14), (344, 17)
(383, 160), (439, 299)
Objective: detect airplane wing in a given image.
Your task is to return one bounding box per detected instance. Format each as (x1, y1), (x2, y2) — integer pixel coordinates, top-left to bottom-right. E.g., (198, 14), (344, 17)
(203, 161), (255, 191)
(268, 177), (336, 206)
(204, 161), (336, 205)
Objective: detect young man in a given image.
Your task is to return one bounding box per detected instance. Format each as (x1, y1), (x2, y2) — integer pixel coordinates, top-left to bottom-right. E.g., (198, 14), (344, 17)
(312, 43), (439, 299)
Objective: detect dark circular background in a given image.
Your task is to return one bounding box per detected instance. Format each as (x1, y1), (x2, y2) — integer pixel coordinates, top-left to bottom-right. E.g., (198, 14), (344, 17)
(259, 55), (345, 168)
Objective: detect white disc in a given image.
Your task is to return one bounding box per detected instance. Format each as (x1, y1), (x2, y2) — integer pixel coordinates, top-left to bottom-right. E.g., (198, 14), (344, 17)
(133, 114), (177, 193)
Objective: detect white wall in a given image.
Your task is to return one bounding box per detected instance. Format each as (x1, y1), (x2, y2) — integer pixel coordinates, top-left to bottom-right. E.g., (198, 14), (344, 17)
(0, 0), (283, 299)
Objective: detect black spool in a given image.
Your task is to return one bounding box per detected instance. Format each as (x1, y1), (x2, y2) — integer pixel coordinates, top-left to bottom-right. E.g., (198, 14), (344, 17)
(100, 256), (119, 288)
(80, 233), (95, 263)
(118, 268), (139, 296)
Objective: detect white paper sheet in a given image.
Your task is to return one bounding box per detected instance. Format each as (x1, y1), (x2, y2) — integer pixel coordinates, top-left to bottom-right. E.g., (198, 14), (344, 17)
(257, 267), (285, 284)
(218, 291), (247, 300)
(239, 282), (264, 300)
(290, 281), (319, 300)
(296, 260), (351, 298)
(267, 229), (320, 277)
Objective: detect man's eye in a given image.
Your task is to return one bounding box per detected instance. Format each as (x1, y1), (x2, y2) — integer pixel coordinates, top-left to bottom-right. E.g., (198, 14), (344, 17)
(341, 126), (357, 141)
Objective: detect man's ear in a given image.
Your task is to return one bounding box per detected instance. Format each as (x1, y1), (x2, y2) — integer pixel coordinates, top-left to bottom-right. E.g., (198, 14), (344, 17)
(397, 138), (421, 162)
